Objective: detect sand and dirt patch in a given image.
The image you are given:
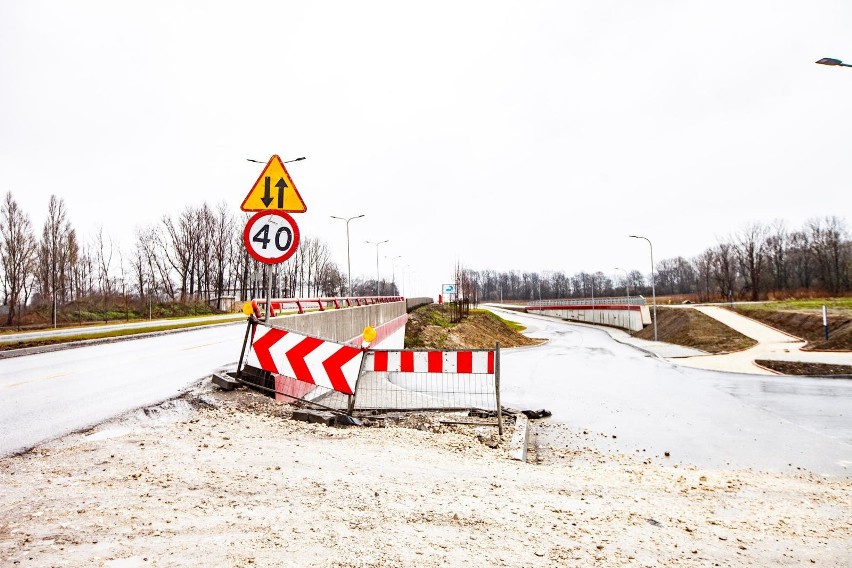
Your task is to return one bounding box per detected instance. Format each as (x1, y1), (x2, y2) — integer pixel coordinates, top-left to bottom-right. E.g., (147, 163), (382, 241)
(1, 384), (850, 567)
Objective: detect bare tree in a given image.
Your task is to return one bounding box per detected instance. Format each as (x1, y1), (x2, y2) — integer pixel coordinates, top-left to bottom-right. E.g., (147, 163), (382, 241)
(161, 207), (196, 302)
(37, 195), (73, 321)
(0, 192), (37, 325)
(806, 216), (850, 294)
(94, 226), (114, 298)
(712, 241), (738, 300)
(764, 219), (789, 294)
(734, 222), (768, 301)
(693, 248), (716, 302)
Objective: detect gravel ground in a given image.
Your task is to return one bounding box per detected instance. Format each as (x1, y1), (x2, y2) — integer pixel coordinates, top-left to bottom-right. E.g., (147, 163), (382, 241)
(1, 382), (850, 567)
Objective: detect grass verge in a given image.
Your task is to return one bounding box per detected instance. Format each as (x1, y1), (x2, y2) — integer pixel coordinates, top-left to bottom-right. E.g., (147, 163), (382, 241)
(0, 316), (245, 352)
(632, 307), (757, 353)
(755, 360), (852, 377)
(732, 299), (852, 351)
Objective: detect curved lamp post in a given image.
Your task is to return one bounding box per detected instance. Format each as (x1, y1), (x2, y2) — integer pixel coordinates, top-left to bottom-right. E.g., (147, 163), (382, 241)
(629, 235), (657, 341)
(366, 239), (389, 296)
(815, 57), (852, 67)
(331, 214), (364, 296)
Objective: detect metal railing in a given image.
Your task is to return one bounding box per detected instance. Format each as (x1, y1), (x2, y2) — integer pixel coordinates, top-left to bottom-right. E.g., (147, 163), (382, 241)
(253, 295), (404, 315)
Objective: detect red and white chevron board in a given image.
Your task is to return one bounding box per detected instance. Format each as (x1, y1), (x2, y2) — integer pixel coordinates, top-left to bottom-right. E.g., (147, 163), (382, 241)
(365, 350), (495, 374)
(246, 326), (364, 395)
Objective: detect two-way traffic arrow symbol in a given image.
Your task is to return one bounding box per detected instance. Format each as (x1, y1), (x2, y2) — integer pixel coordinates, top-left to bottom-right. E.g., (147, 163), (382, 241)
(261, 177), (289, 208)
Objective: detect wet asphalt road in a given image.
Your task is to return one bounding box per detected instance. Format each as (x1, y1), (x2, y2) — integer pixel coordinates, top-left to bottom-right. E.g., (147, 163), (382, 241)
(492, 309), (852, 477)
(0, 323), (247, 457)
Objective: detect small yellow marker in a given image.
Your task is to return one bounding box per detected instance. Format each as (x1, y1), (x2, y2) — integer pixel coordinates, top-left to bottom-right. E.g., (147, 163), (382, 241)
(362, 326), (377, 345)
(242, 301), (254, 316)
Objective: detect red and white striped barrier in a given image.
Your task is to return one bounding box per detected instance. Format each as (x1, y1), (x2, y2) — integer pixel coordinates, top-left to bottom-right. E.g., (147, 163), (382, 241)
(246, 326), (364, 395)
(365, 350), (495, 374)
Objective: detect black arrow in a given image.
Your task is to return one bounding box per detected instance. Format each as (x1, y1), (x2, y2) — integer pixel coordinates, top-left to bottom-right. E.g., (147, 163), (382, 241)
(275, 177), (288, 208)
(261, 177), (273, 207)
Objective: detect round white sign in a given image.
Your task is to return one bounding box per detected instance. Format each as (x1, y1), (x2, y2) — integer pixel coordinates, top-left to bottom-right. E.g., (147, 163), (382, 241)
(243, 210), (301, 264)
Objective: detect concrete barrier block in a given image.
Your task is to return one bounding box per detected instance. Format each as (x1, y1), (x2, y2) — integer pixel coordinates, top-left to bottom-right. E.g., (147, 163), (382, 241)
(211, 373), (239, 390)
(292, 410), (337, 426)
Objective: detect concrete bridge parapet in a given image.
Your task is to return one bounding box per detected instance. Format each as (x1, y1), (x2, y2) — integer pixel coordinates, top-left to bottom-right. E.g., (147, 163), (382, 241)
(269, 300), (409, 348)
(526, 297), (651, 332)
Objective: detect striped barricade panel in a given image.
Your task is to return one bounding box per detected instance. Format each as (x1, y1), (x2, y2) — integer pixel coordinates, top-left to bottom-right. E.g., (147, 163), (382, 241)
(244, 324), (364, 396)
(366, 350), (495, 374)
(344, 349), (498, 412)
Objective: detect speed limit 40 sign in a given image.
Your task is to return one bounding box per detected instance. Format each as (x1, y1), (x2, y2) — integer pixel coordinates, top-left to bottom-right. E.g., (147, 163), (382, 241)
(243, 210), (301, 264)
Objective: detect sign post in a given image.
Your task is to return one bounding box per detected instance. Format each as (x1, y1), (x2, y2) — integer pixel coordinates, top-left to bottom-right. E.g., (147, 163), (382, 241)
(243, 211), (301, 322)
(241, 154), (308, 323)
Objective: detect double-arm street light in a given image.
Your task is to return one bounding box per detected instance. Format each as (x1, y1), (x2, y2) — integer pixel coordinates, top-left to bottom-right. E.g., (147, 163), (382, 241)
(366, 239), (389, 296)
(629, 235), (657, 341)
(246, 157), (306, 164)
(331, 214), (365, 296)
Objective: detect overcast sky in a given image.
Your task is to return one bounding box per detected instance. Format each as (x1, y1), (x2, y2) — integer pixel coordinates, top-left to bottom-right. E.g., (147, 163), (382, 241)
(1, 1), (850, 298)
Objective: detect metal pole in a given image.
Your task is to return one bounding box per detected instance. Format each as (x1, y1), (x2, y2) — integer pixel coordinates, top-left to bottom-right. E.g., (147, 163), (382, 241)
(630, 235), (657, 341)
(331, 215), (364, 297)
(346, 222), (352, 296)
(236, 317), (256, 379)
(366, 239), (388, 296)
(591, 276), (595, 324)
(264, 264), (271, 323)
(495, 342), (503, 437)
(823, 305), (829, 340)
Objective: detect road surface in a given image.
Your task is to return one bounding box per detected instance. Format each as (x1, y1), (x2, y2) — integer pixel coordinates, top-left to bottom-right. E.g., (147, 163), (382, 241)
(0, 322), (248, 456)
(488, 307), (852, 477)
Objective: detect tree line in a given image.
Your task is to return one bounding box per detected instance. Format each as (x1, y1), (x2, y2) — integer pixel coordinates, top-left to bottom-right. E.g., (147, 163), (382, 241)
(455, 216), (851, 304)
(2, 191), (847, 326)
(0, 192), (400, 327)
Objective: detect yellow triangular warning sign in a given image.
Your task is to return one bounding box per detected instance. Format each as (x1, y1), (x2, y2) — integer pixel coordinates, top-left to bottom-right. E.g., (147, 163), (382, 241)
(241, 155), (307, 213)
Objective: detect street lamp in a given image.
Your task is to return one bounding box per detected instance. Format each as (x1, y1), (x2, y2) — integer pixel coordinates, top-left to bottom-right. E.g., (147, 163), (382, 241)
(366, 239), (389, 296)
(629, 235), (657, 341)
(815, 57), (852, 67)
(246, 157), (307, 163)
(385, 255), (402, 296)
(330, 214), (365, 296)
